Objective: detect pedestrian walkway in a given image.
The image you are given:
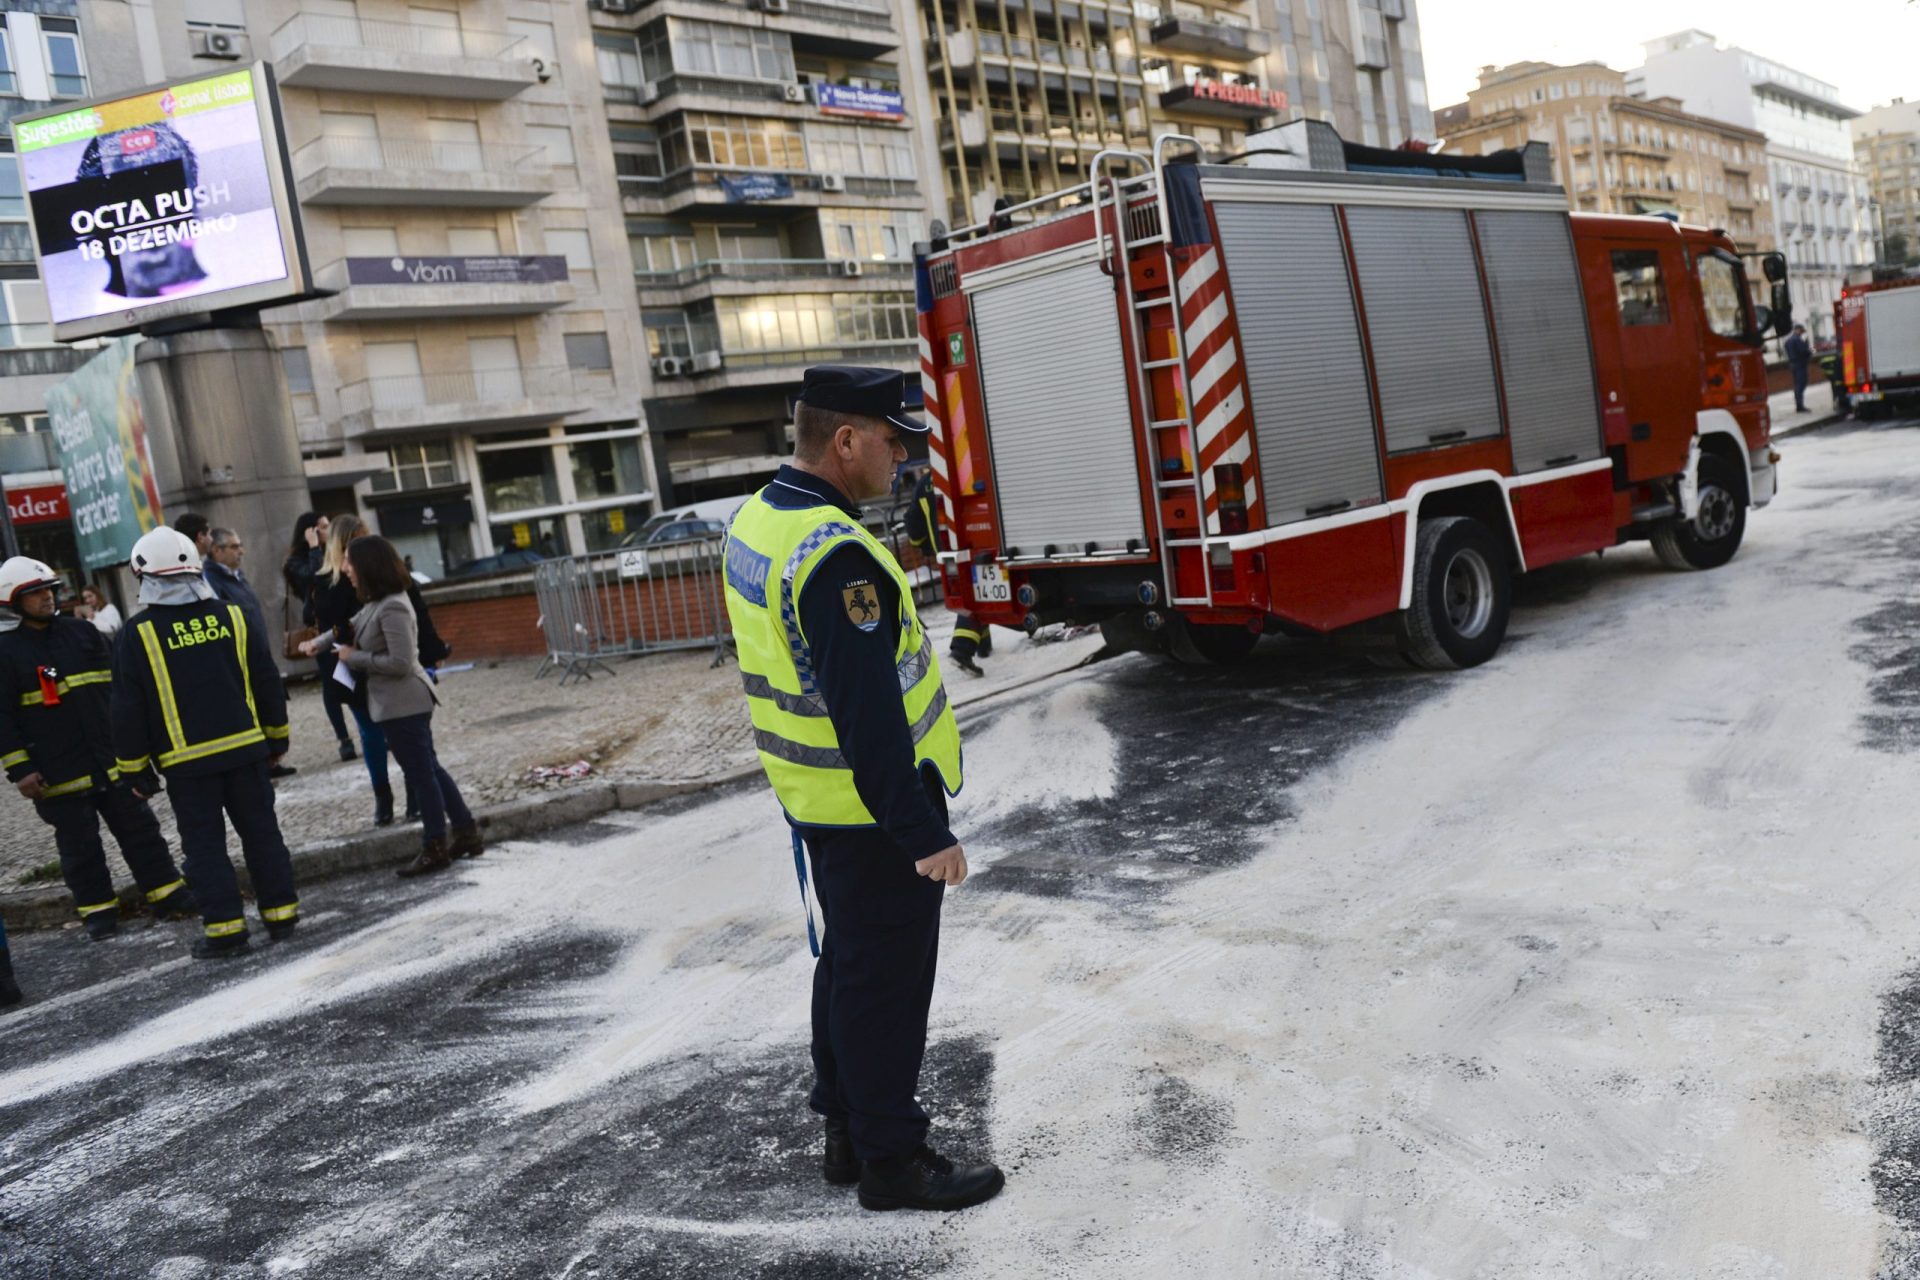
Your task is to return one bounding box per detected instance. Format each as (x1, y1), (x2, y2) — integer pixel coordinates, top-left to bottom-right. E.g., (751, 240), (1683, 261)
(1771, 381), (1846, 437)
(0, 610), (1105, 926)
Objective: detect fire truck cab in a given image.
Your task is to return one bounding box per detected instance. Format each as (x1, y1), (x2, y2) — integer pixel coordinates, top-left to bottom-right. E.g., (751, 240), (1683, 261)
(914, 122), (1788, 667)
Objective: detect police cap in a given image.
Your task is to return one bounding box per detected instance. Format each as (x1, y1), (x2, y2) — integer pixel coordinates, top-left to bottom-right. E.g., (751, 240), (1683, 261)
(798, 366), (928, 434)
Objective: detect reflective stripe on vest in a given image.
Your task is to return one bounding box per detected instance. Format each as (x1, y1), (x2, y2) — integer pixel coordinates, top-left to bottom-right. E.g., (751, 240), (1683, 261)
(723, 488), (962, 827)
(135, 606), (267, 770)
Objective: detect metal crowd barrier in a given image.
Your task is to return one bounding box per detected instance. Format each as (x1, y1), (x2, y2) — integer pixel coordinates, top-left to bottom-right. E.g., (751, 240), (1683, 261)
(532, 537), (731, 685)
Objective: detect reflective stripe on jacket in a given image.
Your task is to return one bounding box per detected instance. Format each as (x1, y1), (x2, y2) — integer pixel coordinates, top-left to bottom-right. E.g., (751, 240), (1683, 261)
(0, 616), (123, 795)
(723, 488), (962, 827)
(112, 601), (291, 777)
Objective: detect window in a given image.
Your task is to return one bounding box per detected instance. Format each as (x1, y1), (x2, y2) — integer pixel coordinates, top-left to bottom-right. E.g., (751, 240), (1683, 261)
(565, 332), (613, 370)
(546, 228), (593, 277)
(371, 439), (460, 494)
(528, 124), (575, 167)
(427, 117), (483, 170)
(343, 226), (399, 256)
(1611, 251), (1670, 326)
(479, 446), (558, 514)
(0, 160), (22, 221)
(595, 33), (644, 98)
(41, 19), (86, 98)
(448, 226), (501, 255)
(0, 30), (15, 96)
(569, 435), (647, 500)
(1696, 253), (1748, 340)
(508, 19), (558, 80)
(282, 347), (314, 394)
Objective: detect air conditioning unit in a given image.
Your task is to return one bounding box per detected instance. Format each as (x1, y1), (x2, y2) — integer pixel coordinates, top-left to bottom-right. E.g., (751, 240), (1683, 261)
(690, 350), (724, 372)
(191, 28), (250, 60)
(819, 173), (847, 192)
(593, 0), (637, 12)
(652, 355), (685, 377)
(636, 80), (660, 105)
(782, 83), (809, 104)
(835, 259), (863, 277)
(755, 0), (791, 11)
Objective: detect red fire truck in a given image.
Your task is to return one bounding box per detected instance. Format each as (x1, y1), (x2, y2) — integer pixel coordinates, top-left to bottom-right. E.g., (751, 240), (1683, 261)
(1834, 268), (1920, 419)
(912, 121), (1791, 667)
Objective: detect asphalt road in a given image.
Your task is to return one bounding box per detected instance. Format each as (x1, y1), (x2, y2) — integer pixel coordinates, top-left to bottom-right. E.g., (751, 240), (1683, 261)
(7, 417), (1920, 1278)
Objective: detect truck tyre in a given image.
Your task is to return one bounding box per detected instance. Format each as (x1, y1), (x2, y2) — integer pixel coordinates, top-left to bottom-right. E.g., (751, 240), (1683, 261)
(1650, 455), (1745, 571)
(1168, 617), (1260, 666)
(1396, 516), (1511, 671)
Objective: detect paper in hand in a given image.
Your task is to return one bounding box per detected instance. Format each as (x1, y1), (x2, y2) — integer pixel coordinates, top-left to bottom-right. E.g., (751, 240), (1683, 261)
(332, 660), (356, 692)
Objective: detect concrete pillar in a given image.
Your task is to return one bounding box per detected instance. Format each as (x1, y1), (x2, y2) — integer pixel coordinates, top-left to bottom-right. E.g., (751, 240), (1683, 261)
(134, 324), (309, 671)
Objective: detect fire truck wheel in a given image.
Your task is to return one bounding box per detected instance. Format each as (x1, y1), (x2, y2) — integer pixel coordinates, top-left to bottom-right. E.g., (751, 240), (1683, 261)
(1651, 455), (1746, 571)
(1397, 516), (1511, 671)
(1168, 618), (1261, 666)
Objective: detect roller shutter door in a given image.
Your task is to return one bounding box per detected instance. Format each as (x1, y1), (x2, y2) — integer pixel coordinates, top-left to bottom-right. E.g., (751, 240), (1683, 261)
(1213, 201), (1383, 525)
(969, 261), (1146, 554)
(1867, 288), (1920, 380)
(1345, 206), (1503, 453)
(1475, 210), (1603, 472)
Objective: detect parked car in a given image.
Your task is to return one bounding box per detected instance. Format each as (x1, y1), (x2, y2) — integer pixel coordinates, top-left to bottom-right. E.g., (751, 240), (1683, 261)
(642, 518), (726, 545)
(624, 495), (750, 548)
(447, 548), (544, 579)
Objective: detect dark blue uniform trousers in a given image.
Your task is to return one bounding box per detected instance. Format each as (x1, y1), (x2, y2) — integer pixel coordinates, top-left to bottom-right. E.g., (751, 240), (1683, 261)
(805, 823), (946, 1162)
(36, 785), (182, 912)
(169, 760), (298, 929)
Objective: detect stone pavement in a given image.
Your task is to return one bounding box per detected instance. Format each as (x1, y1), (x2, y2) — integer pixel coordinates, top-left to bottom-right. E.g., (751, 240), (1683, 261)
(1770, 380), (1846, 437)
(0, 609), (1106, 927)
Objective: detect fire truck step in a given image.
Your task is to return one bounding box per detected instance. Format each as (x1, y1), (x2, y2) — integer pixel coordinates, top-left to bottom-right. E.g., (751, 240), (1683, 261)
(1171, 596), (1213, 606)
(1125, 233), (1170, 247)
(1631, 502), (1678, 523)
(1148, 418), (1190, 430)
(1134, 296), (1174, 309)
(1142, 358), (1182, 370)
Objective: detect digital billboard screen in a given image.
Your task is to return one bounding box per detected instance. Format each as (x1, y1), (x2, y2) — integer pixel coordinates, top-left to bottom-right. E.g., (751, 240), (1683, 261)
(12, 63), (310, 342)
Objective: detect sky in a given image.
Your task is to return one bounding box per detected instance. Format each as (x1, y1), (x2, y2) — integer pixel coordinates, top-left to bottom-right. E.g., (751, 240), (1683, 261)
(1416, 0), (1918, 116)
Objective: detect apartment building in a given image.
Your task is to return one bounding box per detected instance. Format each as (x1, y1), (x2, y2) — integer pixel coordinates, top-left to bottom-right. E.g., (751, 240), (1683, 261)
(1436, 61), (1773, 254)
(0, 3), (106, 582)
(590, 0), (932, 505)
(1629, 30), (1868, 343)
(1853, 98), (1920, 265)
(919, 0), (1434, 228)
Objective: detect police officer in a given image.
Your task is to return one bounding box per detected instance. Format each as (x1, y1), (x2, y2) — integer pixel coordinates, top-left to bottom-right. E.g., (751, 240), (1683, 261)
(0, 557), (194, 938)
(906, 468), (992, 676)
(111, 527), (299, 959)
(723, 365), (1004, 1212)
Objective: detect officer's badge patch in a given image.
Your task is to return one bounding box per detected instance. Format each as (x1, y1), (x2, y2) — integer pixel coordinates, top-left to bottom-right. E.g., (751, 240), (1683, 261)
(841, 581), (881, 632)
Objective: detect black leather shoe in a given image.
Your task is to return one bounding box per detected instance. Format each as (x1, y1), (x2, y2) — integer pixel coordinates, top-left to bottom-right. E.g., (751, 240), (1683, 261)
(857, 1144), (1004, 1211)
(337, 738), (358, 763)
(823, 1116), (858, 1186)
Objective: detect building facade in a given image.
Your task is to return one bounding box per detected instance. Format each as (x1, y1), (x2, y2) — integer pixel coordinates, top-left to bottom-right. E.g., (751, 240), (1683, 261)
(1436, 61), (1773, 254)
(918, 0), (1435, 229)
(589, 0), (934, 505)
(1628, 29), (1868, 343)
(1852, 98), (1920, 267)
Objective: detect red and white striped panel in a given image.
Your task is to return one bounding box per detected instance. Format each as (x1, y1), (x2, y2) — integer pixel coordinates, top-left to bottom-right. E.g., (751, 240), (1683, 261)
(1172, 243), (1260, 533)
(917, 331), (956, 546)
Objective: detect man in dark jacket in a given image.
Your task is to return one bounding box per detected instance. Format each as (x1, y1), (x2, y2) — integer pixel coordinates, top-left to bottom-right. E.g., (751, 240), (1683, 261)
(113, 527), (299, 958)
(204, 527), (266, 632)
(1786, 324), (1813, 412)
(0, 557), (193, 938)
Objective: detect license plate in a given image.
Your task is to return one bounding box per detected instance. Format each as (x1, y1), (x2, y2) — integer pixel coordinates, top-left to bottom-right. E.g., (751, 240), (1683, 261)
(972, 563), (1012, 604)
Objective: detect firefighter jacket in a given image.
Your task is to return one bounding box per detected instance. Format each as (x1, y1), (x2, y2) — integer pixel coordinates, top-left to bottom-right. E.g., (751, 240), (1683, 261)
(0, 616), (122, 799)
(112, 600), (290, 779)
(722, 472), (962, 833)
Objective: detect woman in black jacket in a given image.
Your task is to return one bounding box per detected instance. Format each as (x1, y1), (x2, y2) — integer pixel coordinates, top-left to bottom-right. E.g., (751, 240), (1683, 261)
(284, 512), (355, 762)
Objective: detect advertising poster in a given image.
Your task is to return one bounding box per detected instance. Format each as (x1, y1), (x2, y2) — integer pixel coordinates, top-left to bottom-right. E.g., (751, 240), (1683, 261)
(16, 68), (295, 336)
(814, 84), (906, 121)
(45, 336), (165, 571)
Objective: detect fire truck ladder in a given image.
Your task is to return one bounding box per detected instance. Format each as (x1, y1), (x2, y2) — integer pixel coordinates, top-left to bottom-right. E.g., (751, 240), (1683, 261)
(1094, 136), (1213, 609)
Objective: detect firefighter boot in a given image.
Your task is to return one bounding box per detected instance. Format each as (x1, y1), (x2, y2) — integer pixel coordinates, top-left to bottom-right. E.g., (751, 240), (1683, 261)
(0, 947), (21, 1008)
(857, 1144), (1004, 1212)
(191, 929), (253, 960)
(951, 654), (984, 678)
(449, 823), (485, 860)
(82, 908), (120, 941)
(149, 884), (198, 921)
(373, 782), (395, 828)
(823, 1116), (859, 1186)
(396, 836), (452, 878)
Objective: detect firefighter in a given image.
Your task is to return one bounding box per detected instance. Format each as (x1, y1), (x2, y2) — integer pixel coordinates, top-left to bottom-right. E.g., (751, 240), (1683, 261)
(906, 468), (992, 677)
(723, 365), (1004, 1212)
(112, 527), (299, 959)
(0, 556), (194, 939)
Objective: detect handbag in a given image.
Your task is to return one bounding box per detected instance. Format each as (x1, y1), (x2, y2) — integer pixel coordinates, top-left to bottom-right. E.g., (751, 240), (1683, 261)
(282, 582), (318, 660)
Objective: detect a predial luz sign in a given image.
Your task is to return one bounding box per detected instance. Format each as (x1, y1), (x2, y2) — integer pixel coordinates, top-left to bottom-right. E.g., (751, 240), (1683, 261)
(43, 336), (165, 571)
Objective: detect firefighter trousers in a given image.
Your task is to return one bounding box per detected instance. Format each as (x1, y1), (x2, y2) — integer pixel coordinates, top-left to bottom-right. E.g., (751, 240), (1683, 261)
(804, 820), (946, 1162)
(168, 760), (299, 936)
(35, 786), (184, 919)
(951, 614), (992, 663)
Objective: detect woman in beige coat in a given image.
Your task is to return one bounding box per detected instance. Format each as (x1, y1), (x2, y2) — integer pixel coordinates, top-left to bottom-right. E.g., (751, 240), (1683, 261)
(315, 536), (481, 878)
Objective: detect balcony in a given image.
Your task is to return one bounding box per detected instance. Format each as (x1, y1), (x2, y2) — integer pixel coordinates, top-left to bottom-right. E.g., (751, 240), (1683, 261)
(607, 0), (898, 57)
(635, 257), (911, 305)
(934, 30), (1133, 76)
(271, 12), (537, 100)
(1158, 80), (1287, 119)
(1146, 18), (1268, 62)
(0, 333), (89, 380)
(338, 365), (589, 435)
(648, 339), (916, 393)
(619, 168), (917, 215)
(293, 137), (554, 208)
(311, 256), (573, 321)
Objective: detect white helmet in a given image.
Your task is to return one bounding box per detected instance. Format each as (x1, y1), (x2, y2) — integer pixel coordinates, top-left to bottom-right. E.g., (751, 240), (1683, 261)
(0, 556), (60, 609)
(130, 526), (202, 578)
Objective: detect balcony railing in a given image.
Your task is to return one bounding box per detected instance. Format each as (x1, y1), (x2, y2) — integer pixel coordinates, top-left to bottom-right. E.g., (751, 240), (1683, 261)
(271, 12), (526, 62)
(294, 135), (544, 177)
(618, 168), (917, 202)
(1147, 17), (1269, 61)
(340, 364), (579, 420)
(635, 258), (912, 288)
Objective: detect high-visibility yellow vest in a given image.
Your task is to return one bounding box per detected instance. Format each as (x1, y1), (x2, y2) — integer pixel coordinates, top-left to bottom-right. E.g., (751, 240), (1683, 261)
(723, 487), (962, 827)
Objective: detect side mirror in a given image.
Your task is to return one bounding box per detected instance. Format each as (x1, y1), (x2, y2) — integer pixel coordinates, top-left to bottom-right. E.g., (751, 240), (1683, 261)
(1762, 251), (1787, 284)
(1770, 280), (1792, 336)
